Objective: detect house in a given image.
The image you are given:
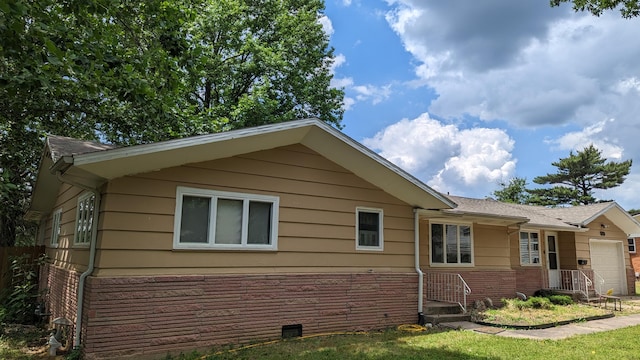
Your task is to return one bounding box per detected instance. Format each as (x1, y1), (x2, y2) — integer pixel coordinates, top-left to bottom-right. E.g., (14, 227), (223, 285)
(421, 197), (639, 304)
(26, 119), (640, 359)
(629, 214), (640, 278)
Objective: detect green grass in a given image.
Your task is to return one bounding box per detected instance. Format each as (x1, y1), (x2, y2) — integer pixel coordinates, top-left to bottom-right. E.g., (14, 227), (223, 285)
(159, 325), (640, 360)
(478, 299), (612, 327)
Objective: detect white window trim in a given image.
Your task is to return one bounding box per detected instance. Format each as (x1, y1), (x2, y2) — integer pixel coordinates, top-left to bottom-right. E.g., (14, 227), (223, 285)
(628, 238), (636, 254)
(428, 221), (474, 267)
(519, 230), (541, 266)
(355, 207), (384, 251)
(50, 208), (62, 248)
(74, 192), (95, 246)
(173, 186), (279, 250)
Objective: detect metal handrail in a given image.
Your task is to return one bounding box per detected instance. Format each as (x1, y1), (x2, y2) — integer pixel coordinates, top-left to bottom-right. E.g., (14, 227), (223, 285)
(425, 272), (471, 313)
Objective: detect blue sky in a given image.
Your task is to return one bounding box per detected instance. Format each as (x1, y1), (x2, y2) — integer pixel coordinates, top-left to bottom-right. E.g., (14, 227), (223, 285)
(321, 0), (640, 210)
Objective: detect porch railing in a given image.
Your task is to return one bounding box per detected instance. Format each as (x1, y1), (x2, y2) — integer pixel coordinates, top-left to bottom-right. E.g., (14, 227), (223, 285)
(552, 270), (604, 301)
(424, 272), (471, 313)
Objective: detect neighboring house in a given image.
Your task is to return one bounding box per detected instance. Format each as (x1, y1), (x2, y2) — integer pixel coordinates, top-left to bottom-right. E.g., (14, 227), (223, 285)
(629, 214), (640, 278)
(26, 119), (640, 359)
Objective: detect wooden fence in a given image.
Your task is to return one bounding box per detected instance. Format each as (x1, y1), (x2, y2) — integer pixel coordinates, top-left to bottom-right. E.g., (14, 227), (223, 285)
(0, 246), (45, 295)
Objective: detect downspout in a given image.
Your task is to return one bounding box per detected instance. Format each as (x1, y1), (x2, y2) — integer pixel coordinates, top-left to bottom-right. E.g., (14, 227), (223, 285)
(414, 209), (425, 325)
(55, 171), (100, 349)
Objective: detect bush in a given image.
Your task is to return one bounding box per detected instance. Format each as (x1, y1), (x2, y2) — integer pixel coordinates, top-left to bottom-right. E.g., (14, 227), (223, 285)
(2, 253), (48, 324)
(502, 296), (555, 310)
(528, 296), (555, 309)
(548, 295), (573, 305)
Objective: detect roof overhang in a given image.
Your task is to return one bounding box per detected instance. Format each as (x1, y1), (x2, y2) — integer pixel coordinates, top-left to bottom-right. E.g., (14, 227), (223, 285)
(418, 209), (529, 226)
(28, 119), (455, 221)
(583, 203), (640, 236)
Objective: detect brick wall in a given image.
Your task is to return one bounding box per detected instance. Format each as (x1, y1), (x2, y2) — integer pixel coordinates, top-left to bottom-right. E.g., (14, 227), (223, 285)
(45, 264), (80, 334)
(82, 273), (419, 359)
(515, 268), (545, 297)
(456, 270), (517, 305)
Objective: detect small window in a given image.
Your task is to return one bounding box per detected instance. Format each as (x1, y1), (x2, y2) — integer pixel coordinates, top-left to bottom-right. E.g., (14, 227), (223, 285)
(356, 208), (383, 251)
(430, 222), (473, 265)
(519, 231), (540, 265)
(174, 187), (279, 250)
(51, 208), (62, 247)
(628, 238), (636, 254)
(74, 193), (95, 245)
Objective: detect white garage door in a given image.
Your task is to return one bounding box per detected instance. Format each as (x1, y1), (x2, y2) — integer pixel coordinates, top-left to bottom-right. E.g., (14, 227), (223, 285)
(590, 240), (625, 295)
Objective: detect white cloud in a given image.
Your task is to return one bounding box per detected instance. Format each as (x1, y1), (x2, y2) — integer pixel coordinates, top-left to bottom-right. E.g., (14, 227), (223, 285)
(353, 84), (392, 104)
(319, 15), (334, 37)
(331, 54), (346, 72)
(548, 118), (624, 160)
(363, 113), (516, 196)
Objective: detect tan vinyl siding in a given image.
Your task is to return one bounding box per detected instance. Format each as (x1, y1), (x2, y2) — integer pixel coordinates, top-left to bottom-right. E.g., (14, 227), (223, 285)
(574, 215), (632, 269)
(558, 231), (577, 269)
(44, 183), (92, 271)
(95, 144), (416, 275)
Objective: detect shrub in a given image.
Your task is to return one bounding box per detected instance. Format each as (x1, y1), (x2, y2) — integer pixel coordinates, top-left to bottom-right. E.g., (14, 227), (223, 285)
(502, 296), (555, 310)
(527, 296), (555, 309)
(548, 295), (573, 305)
(2, 253), (48, 324)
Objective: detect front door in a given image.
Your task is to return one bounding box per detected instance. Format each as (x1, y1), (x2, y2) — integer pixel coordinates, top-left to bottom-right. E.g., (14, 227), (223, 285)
(547, 232), (560, 288)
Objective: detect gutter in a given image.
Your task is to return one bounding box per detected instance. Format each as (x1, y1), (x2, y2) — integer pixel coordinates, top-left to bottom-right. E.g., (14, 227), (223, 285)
(414, 208), (424, 323)
(54, 171), (100, 349)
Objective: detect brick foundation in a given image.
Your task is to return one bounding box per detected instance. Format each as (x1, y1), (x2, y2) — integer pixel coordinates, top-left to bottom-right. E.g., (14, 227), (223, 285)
(455, 270), (517, 305)
(44, 265), (81, 334)
(82, 273), (419, 359)
(515, 268), (545, 297)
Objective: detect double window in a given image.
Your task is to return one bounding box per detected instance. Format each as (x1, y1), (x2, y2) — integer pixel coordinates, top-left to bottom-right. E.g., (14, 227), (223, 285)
(356, 208), (383, 251)
(74, 193), (95, 245)
(519, 231), (540, 265)
(430, 222), (473, 265)
(51, 208), (62, 247)
(174, 187), (279, 250)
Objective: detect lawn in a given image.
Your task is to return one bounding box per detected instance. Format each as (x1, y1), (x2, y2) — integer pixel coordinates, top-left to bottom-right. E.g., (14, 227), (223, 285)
(160, 325), (640, 360)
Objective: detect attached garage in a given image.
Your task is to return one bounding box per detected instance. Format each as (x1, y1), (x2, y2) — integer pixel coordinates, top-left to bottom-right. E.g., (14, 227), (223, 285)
(590, 239), (627, 295)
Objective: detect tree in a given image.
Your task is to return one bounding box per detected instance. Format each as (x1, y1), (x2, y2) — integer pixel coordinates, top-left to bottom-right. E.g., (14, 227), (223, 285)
(550, 0), (640, 18)
(528, 144), (632, 206)
(493, 177), (532, 204)
(0, 0), (344, 246)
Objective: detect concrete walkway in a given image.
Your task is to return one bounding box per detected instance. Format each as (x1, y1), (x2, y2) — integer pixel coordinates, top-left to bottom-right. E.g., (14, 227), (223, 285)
(441, 313), (640, 340)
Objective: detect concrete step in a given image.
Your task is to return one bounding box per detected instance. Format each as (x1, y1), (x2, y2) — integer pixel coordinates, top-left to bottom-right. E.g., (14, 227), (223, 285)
(424, 301), (463, 315)
(424, 313), (471, 325)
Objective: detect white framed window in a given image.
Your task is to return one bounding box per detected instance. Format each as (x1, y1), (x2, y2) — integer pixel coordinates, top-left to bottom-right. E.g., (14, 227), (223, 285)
(356, 207), (383, 251)
(520, 231), (540, 265)
(628, 238), (636, 254)
(430, 222), (473, 265)
(50, 208), (62, 247)
(74, 192), (95, 245)
(173, 187), (279, 250)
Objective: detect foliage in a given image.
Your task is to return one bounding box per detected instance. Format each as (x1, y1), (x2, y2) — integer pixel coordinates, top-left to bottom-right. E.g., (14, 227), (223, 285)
(503, 296), (556, 310)
(550, 0), (640, 18)
(1, 254), (48, 324)
(64, 346), (83, 360)
(0, 0), (344, 246)
(528, 144), (632, 206)
(548, 295), (574, 306)
(493, 177), (531, 204)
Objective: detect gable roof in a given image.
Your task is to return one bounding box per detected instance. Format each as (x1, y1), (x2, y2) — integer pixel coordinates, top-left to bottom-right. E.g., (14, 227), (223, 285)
(431, 196), (640, 235)
(537, 202), (640, 235)
(437, 196), (580, 230)
(27, 119), (456, 221)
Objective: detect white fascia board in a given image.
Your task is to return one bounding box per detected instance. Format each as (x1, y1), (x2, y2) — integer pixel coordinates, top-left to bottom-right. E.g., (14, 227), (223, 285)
(72, 120), (318, 179)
